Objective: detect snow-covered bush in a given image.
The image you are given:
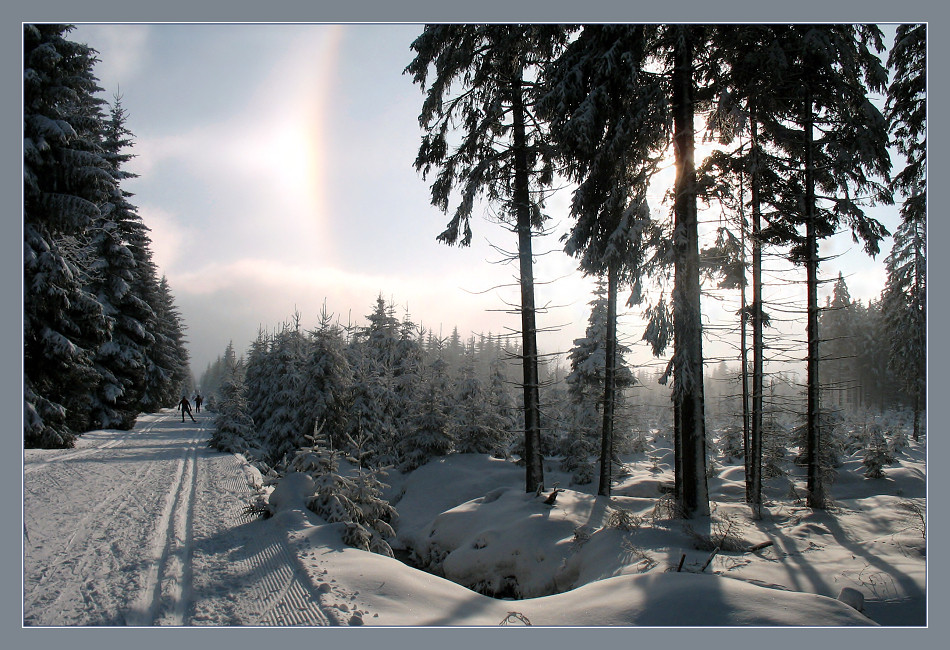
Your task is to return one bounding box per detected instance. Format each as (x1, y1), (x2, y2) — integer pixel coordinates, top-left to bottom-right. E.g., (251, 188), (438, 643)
(793, 410), (845, 469)
(718, 426), (744, 462)
(762, 421), (789, 479)
(885, 413), (909, 457)
(400, 372), (454, 473)
(290, 428), (398, 557)
(604, 507), (642, 532)
(862, 428), (893, 479)
(209, 351), (262, 458)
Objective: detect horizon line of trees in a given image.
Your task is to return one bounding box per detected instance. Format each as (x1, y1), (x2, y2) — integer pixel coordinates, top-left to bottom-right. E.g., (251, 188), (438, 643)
(24, 24), (192, 448)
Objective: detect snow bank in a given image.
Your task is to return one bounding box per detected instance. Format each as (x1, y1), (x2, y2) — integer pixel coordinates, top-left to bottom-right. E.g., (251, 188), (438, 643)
(283, 515), (876, 626)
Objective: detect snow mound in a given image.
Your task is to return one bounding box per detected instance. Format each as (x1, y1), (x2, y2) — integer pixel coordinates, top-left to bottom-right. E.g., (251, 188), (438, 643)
(268, 471), (314, 513)
(416, 486), (593, 597)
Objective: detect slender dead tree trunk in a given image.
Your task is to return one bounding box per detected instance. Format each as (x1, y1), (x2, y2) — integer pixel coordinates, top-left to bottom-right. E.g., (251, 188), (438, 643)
(913, 225), (924, 442)
(750, 108), (765, 520)
(671, 27), (710, 517)
(511, 69), (545, 493)
(739, 148), (751, 503)
(598, 263), (619, 496)
(803, 91), (825, 509)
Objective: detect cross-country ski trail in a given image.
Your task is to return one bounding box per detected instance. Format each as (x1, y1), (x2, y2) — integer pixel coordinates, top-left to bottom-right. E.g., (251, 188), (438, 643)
(23, 409), (333, 626)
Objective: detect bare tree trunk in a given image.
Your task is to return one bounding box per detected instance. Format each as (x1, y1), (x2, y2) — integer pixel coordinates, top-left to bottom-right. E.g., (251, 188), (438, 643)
(913, 393), (921, 442)
(671, 27), (710, 518)
(750, 110), (765, 520)
(913, 226), (924, 442)
(803, 93), (825, 509)
(739, 156), (751, 503)
(511, 70), (545, 493)
(598, 264), (618, 496)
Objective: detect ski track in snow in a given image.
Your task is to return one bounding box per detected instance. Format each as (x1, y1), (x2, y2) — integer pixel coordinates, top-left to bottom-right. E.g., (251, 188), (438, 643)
(23, 409), (333, 626)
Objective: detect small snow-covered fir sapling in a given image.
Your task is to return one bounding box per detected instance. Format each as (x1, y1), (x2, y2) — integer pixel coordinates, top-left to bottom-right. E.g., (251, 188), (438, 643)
(762, 420), (790, 479)
(210, 359), (259, 458)
(705, 438), (721, 480)
(793, 410), (845, 469)
(290, 424), (398, 556)
(862, 428), (893, 479)
(717, 426), (744, 462)
(626, 428), (649, 454)
(885, 412), (910, 456)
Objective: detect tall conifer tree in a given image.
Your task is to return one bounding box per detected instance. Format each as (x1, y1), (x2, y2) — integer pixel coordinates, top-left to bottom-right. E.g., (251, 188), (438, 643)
(24, 24), (112, 446)
(539, 25), (665, 496)
(406, 25), (570, 492)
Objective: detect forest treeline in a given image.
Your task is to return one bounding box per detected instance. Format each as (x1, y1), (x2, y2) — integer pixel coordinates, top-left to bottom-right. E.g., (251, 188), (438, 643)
(200, 286), (665, 477)
(24, 25), (191, 448)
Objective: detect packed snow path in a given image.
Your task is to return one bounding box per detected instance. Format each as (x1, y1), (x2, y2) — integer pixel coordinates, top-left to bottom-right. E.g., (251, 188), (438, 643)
(23, 409), (332, 626)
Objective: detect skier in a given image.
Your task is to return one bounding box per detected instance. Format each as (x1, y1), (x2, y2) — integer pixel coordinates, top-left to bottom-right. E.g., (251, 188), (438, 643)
(178, 395), (196, 423)
(194, 392), (203, 413)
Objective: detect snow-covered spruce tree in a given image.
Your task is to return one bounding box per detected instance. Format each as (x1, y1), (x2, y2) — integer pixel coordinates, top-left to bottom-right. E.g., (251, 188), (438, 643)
(356, 295), (400, 370)
(851, 299), (894, 411)
(561, 279), (636, 486)
(883, 218), (925, 439)
(770, 26), (891, 509)
(340, 421), (399, 557)
(391, 309), (426, 451)
(86, 94), (154, 429)
(299, 304), (354, 451)
(84, 98), (155, 430)
(135, 263), (173, 413)
(198, 353), (228, 407)
(819, 273), (857, 413)
(151, 276), (192, 406)
(407, 25), (571, 493)
(885, 24), (926, 442)
(487, 356), (517, 457)
(399, 355), (454, 472)
(539, 24), (665, 498)
(242, 328), (272, 431)
(85, 214), (141, 430)
(861, 423), (893, 479)
(344, 352), (394, 469)
(260, 317), (311, 466)
(210, 341), (261, 458)
(887, 24), (926, 229)
(291, 426), (396, 557)
(344, 296), (402, 465)
(24, 24), (114, 446)
(453, 339), (508, 456)
(718, 425), (744, 463)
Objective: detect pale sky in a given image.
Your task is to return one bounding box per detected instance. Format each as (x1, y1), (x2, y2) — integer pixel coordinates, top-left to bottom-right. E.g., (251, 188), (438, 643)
(70, 23), (904, 378)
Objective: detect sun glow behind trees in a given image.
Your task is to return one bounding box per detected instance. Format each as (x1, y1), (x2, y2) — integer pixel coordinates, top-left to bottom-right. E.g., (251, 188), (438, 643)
(230, 26), (343, 261)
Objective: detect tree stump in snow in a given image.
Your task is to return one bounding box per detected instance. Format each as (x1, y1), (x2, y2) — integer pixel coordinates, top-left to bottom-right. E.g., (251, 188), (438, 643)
(837, 587), (865, 612)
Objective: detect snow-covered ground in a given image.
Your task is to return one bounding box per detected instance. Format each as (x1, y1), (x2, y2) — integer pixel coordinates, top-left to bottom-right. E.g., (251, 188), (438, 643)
(22, 409), (925, 628)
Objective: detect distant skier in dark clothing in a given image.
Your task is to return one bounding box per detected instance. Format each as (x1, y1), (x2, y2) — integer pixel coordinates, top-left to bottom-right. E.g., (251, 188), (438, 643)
(178, 396), (196, 423)
(194, 393), (203, 413)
